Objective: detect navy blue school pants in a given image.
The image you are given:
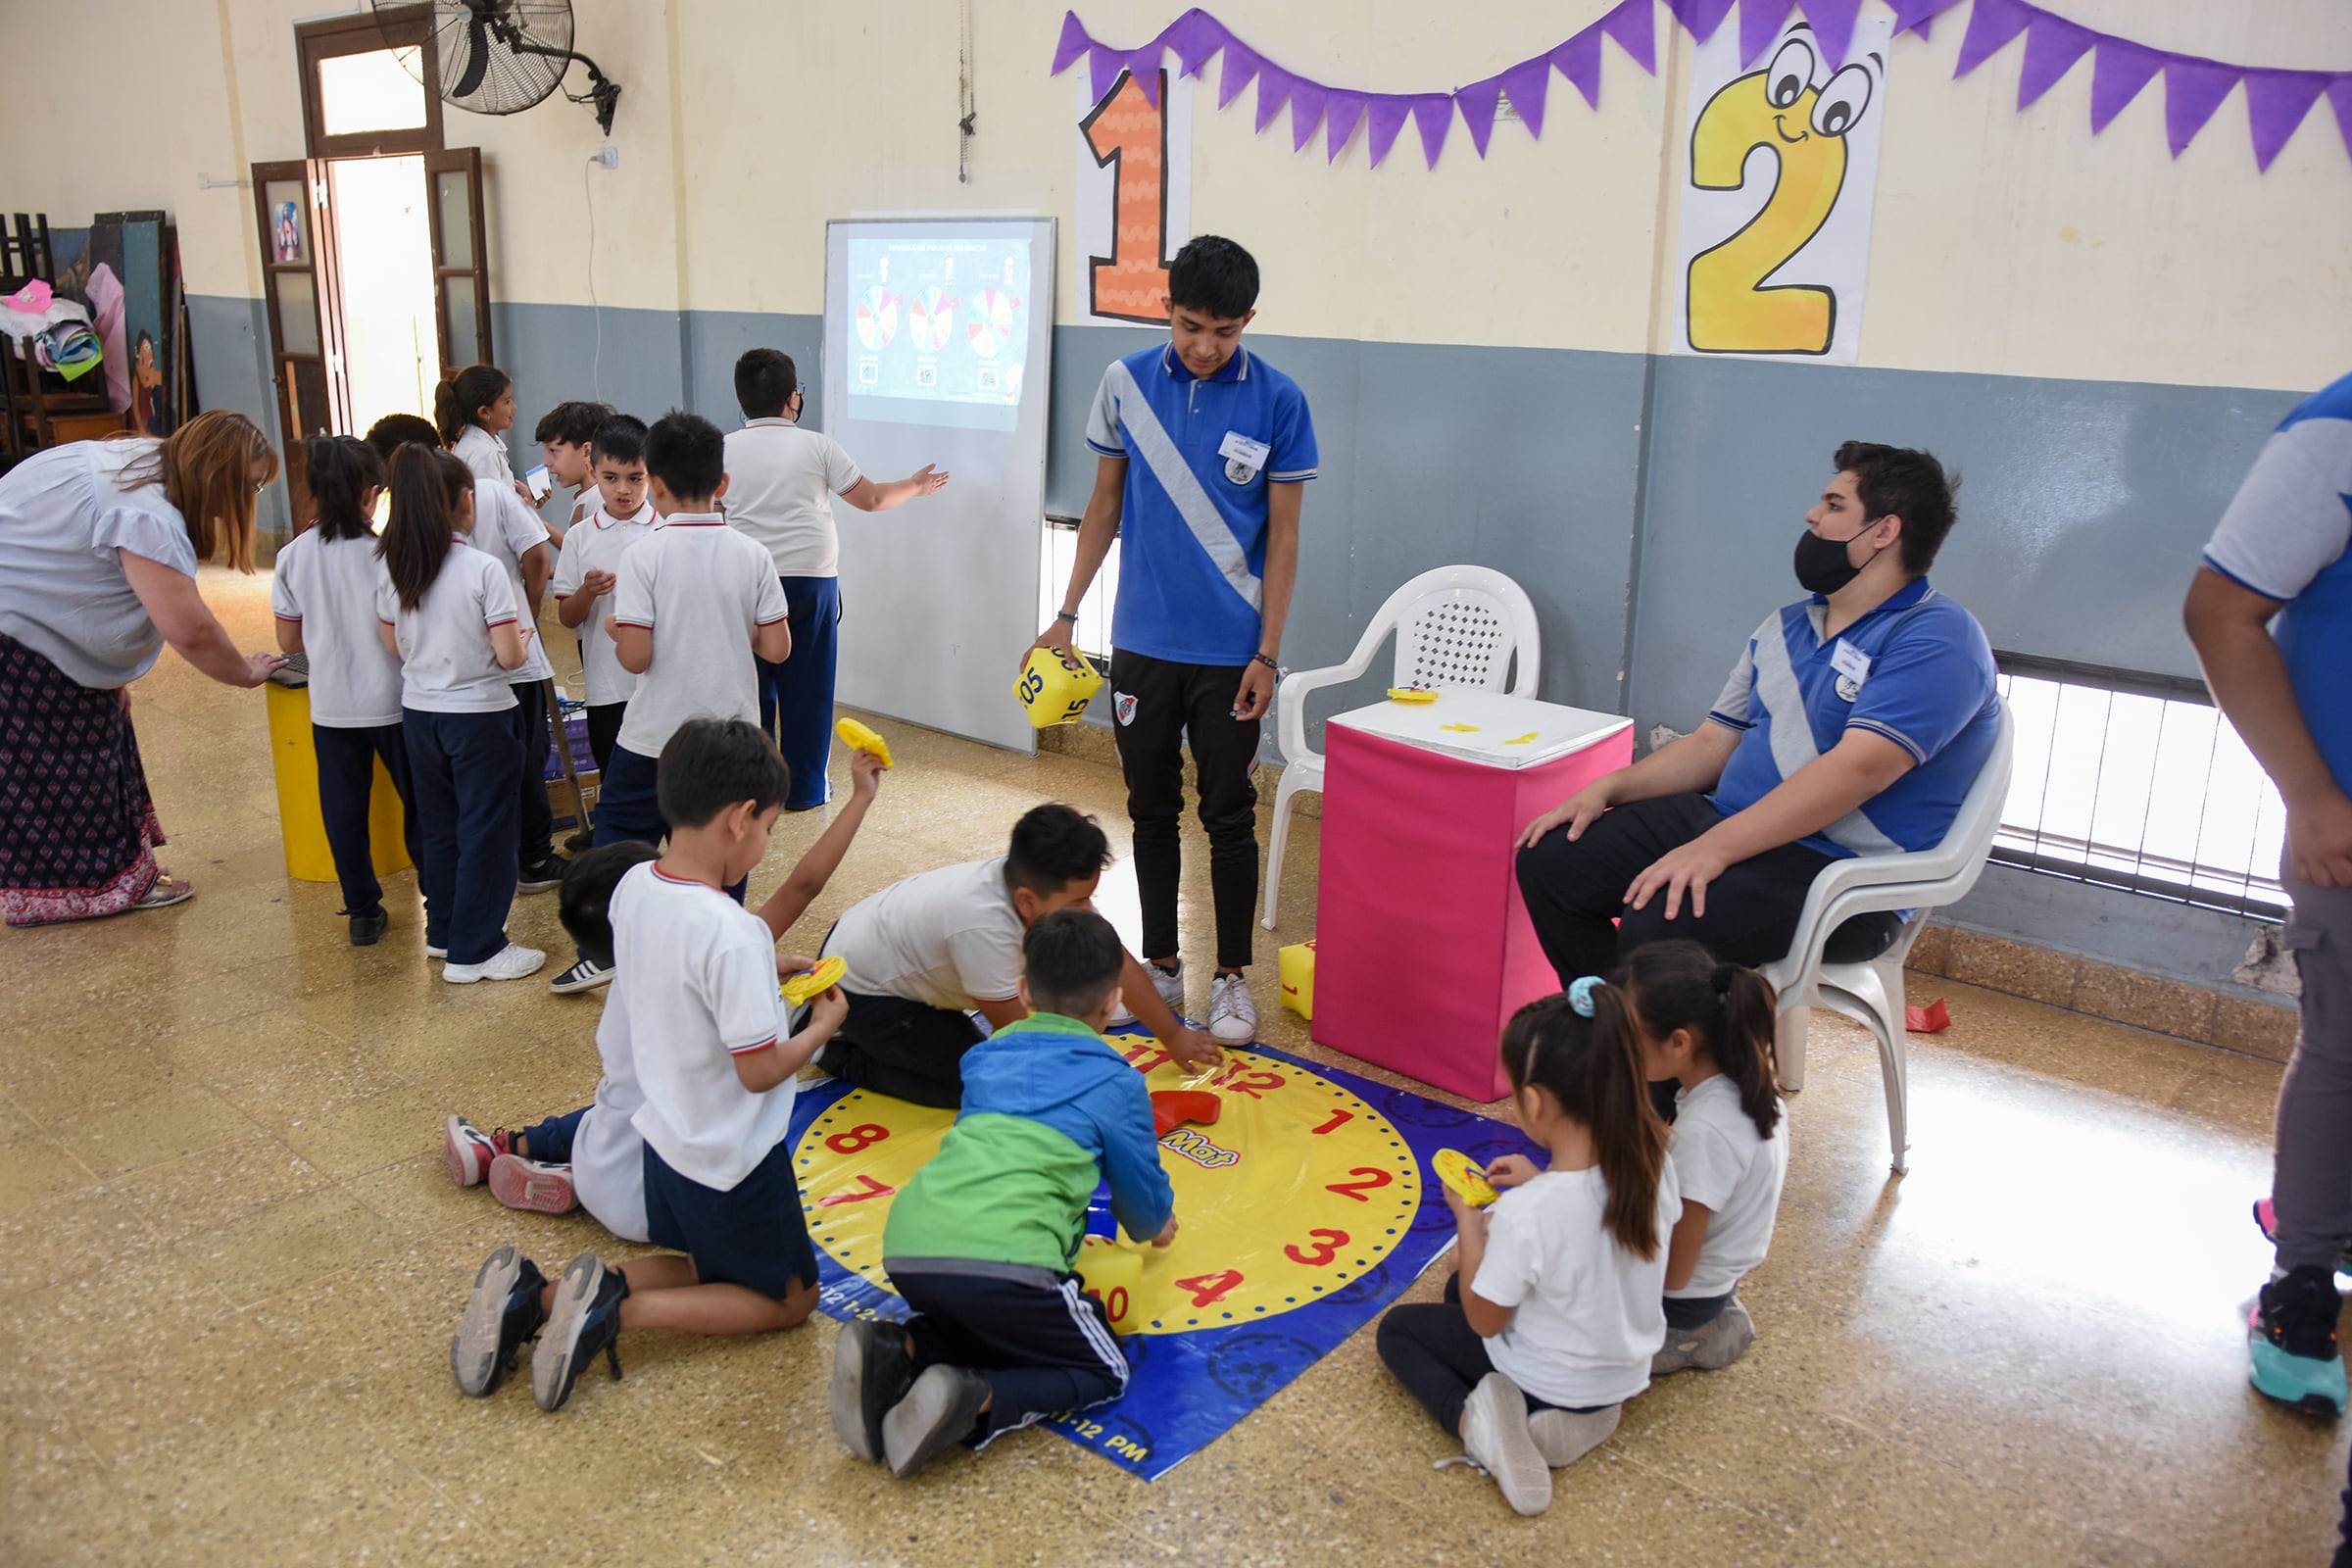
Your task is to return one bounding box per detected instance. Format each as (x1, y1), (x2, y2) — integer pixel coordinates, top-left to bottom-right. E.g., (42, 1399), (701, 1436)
(888, 1263), (1128, 1446)
(509, 679), (555, 870)
(404, 707), (520, 965)
(520, 1105), (587, 1162)
(755, 574), (840, 810)
(311, 721), (418, 918)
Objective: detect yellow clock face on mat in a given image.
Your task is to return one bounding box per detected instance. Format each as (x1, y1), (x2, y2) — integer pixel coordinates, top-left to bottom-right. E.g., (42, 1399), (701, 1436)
(796, 1044), (1421, 1335)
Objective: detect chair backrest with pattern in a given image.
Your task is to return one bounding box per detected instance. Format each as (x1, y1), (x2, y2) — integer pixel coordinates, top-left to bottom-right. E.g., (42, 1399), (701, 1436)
(1388, 583), (1528, 694)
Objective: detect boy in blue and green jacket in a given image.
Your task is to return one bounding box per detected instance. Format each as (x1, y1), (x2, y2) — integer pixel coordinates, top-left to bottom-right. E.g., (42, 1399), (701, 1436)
(831, 907), (1178, 1478)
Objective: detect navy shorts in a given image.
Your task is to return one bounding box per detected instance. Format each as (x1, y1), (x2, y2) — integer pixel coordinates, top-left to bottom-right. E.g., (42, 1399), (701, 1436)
(641, 1136), (817, 1302)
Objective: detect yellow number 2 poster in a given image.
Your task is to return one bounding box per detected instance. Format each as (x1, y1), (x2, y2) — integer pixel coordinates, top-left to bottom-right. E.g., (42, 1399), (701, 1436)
(1672, 14), (1891, 365)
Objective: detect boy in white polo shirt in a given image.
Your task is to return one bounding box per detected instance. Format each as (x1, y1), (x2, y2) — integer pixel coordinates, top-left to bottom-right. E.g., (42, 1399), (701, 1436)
(724, 348), (948, 809)
(451, 718), (846, 1412)
(552, 414), (655, 776)
(554, 411), (790, 993)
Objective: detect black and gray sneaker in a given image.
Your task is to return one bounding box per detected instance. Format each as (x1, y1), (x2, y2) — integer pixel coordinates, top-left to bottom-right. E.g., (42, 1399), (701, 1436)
(882, 1364), (991, 1478)
(550, 956), (611, 995)
(530, 1252), (629, 1412)
(517, 858), (566, 896)
(451, 1247), (548, 1397)
(831, 1317), (916, 1462)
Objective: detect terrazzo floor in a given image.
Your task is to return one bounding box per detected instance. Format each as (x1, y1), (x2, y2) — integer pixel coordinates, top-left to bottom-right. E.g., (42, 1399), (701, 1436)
(1, 565), (2342, 1565)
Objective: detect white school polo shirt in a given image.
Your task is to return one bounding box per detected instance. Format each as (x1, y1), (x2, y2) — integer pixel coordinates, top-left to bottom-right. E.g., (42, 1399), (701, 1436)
(609, 511), (789, 760)
(1666, 1075), (1788, 1300)
(270, 528), (403, 727)
(463, 479), (555, 683)
(453, 423), (514, 489)
(821, 856), (1025, 1011)
(374, 539), (520, 713)
(1474, 1161), (1681, 1409)
(722, 416), (862, 579)
(0, 439), (198, 688)
(569, 970), (651, 1244)
(551, 499), (655, 706)
(616, 862), (797, 1191)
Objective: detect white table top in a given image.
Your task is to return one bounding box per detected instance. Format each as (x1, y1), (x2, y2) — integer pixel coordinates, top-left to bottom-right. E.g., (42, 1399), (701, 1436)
(1328, 690), (1633, 769)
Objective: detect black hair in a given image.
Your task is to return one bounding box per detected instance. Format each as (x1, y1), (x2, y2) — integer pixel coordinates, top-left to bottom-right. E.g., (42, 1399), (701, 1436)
(559, 841), (661, 967)
(1498, 984), (1668, 1260)
(1834, 439), (1960, 576)
(656, 717), (790, 829)
(1167, 235), (1259, 319)
(303, 434), (384, 543)
(534, 399), (612, 447)
(644, 409), (725, 503)
(734, 348), (798, 420)
(1004, 804), (1112, 898)
(591, 414), (649, 468)
(1615, 940), (1783, 1143)
(364, 413), (440, 464)
(377, 444), (473, 612)
(1022, 907), (1126, 1018)
(433, 364), (512, 447)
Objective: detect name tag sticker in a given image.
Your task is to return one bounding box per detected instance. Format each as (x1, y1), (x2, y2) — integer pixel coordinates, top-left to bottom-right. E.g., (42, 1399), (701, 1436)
(1830, 638), (1872, 690)
(1217, 431), (1270, 467)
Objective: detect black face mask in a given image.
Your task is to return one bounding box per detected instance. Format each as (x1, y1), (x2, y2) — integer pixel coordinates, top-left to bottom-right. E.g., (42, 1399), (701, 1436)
(1793, 522), (1886, 595)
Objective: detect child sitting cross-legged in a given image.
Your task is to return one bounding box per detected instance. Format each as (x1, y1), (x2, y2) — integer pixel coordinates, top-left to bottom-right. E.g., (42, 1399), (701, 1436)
(450, 717), (847, 1412)
(1375, 976), (1680, 1516)
(831, 907), (1177, 1479)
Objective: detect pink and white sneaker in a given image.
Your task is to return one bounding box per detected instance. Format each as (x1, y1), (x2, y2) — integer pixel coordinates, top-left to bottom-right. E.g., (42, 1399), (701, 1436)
(445, 1114), (512, 1188)
(488, 1152), (577, 1215)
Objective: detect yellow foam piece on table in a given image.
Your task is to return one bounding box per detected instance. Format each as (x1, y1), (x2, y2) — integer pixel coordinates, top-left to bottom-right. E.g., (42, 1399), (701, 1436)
(1015, 646), (1104, 727)
(1386, 687), (1438, 703)
(1433, 1149), (1499, 1205)
(1504, 731), (1540, 745)
(1440, 722), (1480, 733)
(781, 954), (848, 1005)
(834, 716), (893, 768)
(264, 681), (412, 884)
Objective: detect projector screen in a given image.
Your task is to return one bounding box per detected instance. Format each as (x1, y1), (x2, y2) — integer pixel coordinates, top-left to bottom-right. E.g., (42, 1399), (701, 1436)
(824, 218), (1056, 755)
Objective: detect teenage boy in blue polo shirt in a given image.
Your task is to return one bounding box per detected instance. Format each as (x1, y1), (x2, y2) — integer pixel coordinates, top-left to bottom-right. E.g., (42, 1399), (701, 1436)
(1514, 442), (1998, 986)
(1028, 236), (1318, 1047)
(2185, 369), (2352, 1423)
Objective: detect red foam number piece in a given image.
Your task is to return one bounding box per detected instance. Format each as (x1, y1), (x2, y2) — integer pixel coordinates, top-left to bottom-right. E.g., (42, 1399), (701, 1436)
(1151, 1091), (1223, 1139)
(1904, 998), (1952, 1034)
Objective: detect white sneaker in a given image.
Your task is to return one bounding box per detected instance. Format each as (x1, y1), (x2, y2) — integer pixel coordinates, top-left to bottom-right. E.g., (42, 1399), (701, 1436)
(1207, 972), (1257, 1045)
(443, 943), (547, 984)
(1110, 960), (1187, 1029)
(426, 944), (448, 959)
(1460, 1373), (1550, 1516)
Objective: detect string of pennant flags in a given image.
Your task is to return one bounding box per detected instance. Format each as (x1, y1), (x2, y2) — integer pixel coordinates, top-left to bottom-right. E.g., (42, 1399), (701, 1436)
(1051, 0), (2352, 172)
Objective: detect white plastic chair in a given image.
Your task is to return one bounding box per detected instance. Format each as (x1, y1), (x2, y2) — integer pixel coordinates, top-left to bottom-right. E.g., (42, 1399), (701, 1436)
(1760, 700), (2015, 1176)
(1261, 565), (1542, 929)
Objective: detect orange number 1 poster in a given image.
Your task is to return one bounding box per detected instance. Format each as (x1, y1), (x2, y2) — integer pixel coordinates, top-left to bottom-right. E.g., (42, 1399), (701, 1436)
(1076, 66), (1195, 327)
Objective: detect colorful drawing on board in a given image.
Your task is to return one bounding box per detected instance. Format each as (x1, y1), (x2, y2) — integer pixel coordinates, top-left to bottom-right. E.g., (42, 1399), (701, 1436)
(1076, 65), (1195, 328)
(855, 285), (899, 351)
(788, 1038), (1540, 1480)
(906, 287), (958, 354)
(965, 288), (1019, 358)
(274, 201), (303, 264)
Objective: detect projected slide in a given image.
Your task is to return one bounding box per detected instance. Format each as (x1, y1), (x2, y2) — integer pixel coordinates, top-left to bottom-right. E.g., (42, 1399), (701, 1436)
(844, 234), (1032, 432)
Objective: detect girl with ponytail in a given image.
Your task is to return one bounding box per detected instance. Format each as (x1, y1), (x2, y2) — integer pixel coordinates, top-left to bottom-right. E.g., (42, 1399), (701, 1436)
(374, 443), (545, 985)
(1615, 939), (1789, 1376)
(434, 364), (527, 502)
(1376, 977), (1680, 1516)
(271, 436), (419, 945)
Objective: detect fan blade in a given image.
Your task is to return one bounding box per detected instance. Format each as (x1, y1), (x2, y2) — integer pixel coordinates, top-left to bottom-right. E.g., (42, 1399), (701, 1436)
(451, 16), (491, 97)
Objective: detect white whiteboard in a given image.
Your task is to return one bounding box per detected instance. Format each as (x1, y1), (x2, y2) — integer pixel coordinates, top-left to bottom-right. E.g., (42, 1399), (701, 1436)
(823, 218), (1056, 754)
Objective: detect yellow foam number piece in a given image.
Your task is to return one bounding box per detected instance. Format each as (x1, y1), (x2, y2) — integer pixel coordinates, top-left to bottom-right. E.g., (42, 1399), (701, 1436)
(834, 716), (893, 768)
(781, 954), (848, 1005)
(1015, 646), (1104, 728)
(1504, 731), (1540, 745)
(1386, 687), (1439, 704)
(1439, 722), (1480, 733)
(1433, 1148), (1498, 1206)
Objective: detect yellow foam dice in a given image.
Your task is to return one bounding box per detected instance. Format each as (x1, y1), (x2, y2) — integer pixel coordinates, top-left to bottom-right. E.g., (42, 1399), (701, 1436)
(1278, 939), (1317, 1020)
(1014, 645), (1103, 728)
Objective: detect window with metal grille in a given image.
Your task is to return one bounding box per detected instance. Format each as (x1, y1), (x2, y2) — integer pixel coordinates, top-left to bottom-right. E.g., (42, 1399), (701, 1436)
(1993, 653), (2285, 920)
(1041, 514), (1118, 663)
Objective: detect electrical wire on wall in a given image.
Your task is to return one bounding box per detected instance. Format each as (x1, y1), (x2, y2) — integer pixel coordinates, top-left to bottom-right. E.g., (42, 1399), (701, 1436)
(957, 0), (975, 182)
(582, 152), (603, 397)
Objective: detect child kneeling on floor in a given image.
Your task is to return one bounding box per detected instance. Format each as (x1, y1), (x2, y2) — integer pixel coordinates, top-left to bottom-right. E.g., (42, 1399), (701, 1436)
(832, 907), (1177, 1478)
(450, 717), (847, 1411)
(1376, 976), (1679, 1516)
(1617, 939), (1788, 1376)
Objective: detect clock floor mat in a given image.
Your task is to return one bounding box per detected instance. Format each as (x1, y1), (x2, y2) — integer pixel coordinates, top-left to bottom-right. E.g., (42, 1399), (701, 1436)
(786, 1038), (1541, 1479)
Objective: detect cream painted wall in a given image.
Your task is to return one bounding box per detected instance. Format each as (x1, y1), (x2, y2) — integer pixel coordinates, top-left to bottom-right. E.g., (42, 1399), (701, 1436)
(1, 1), (2346, 392)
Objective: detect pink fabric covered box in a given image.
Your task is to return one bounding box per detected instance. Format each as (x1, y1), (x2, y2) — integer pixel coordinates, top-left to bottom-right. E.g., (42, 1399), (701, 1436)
(1310, 693), (1633, 1102)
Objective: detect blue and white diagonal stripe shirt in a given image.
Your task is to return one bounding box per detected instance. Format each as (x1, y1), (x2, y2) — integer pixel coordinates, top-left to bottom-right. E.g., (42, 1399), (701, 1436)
(1085, 342), (1319, 665)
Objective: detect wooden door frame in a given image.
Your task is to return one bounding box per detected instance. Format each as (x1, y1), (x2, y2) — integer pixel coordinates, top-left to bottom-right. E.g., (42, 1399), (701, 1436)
(297, 5), (445, 160)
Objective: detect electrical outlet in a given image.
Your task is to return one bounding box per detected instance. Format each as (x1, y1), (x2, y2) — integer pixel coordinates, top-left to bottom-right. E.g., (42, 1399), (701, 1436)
(596, 144), (619, 170)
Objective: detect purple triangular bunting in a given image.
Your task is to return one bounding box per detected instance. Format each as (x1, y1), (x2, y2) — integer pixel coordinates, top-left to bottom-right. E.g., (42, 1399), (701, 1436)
(1498, 54), (1552, 139)
(1887, 0), (1961, 34)
(1410, 93), (1453, 169)
(1253, 64), (1296, 132)
(1555, 28), (1604, 110)
(1168, 11), (1222, 77)
(1366, 95), (1413, 168)
(2088, 37), (2162, 133)
(1129, 52), (1163, 107)
(1051, 12), (1090, 76)
(1601, 0), (1657, 74)
(2243, 69), (2329, 171)
(1740, 0), (1793, 71)
(1289, 80), (1329, 153)
(2330, 78), (2352, 165)
(1953, 0), (2031, 78)
(2016, 14), (2094, 110)
(1089, 45), (1126, 108)
(2163, 55), (2241, 158)
(1217, 41), (1261, 109)
(1799, 0), (1863, 69)
(1326, 90), (1369, 162)
(1456, 74), (1505, 158)
(1669, 0), (1737, 45)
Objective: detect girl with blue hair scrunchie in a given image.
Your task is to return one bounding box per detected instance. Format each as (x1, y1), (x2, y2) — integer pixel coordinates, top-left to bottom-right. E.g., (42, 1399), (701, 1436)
(1374, 976), (1679, 1516)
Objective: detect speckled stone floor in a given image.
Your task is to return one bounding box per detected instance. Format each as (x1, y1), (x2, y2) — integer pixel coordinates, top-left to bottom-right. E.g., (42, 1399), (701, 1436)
(2, 565), (2342, 1566)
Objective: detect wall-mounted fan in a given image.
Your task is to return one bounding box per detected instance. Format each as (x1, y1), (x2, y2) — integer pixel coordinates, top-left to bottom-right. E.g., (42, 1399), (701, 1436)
(374, 0), (621, 135)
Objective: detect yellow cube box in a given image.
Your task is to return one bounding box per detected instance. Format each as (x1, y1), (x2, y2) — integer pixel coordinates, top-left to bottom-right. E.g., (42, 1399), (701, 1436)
(1014, 646), (1104, 728)
(1279, 939), (1317, 1020)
